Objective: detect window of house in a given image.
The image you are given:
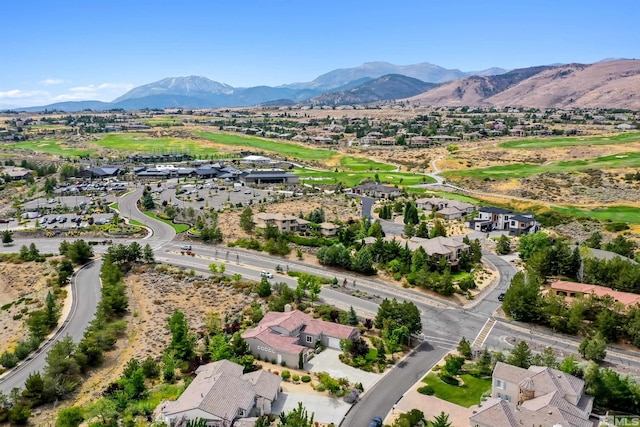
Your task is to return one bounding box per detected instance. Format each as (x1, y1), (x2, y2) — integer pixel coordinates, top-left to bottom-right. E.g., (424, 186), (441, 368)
(306, 336), (313, 343)
(495, 379), (506, 389)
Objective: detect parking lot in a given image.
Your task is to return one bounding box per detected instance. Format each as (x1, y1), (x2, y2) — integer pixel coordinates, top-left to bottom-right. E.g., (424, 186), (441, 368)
(149, 178), (300, 211)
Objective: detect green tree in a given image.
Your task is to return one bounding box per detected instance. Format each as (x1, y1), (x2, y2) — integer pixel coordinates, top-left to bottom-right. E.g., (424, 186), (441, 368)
(56, 406), (84, 427)
(429, 219), (447, 238)
(59, 240), (94, 264)
(240, 207), (255, 233)
(507, 341), (532, 368)
(403, 202), (419, 225)
(477, 347), (493, 376)
(8, 405), (31, 425)
(44, 290), (60, 329)
(392, 409), (425, 427)
(141, 193), (155, 210)
(167, 310), (195, 361)
(162, 353), (176, 382)
(431, 411), (452, 427)
(278, 402), (314, 426)
(531, 347), (558, 368)
(348, 306), (358, 326)
(43, 335), (82, 399)
(579, 333), (607, 363)
(57, 258), (75, 285)
(457, 337), (472, 360)
(584, 231), (602, 249)
(142, 243), (155, 263)
(443, 354), (465, 376)
(518, 231), (550, 261)
(1, 230), (12, 245)
(208, 334), (233, 361)
(351, 246), (375, 275)
(257, 276), (272, 297)
(502, 272), (541, 322)
(496, 235), (511, 255)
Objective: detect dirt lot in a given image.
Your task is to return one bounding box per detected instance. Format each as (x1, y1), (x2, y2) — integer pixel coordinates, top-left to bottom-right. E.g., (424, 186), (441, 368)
(217, 193), (362, 242)
(0, 260), (58, 354)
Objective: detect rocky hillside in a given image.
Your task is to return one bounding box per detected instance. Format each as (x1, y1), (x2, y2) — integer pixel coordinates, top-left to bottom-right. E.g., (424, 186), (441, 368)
(407, 60), (640, 109)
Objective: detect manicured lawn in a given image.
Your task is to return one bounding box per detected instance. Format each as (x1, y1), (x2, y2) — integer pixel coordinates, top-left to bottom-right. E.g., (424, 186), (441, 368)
(499, 132), (640, 149)
(196, 131), (338, 161)
(422, 373), (491, 408)
(553, 205), (640, 224)
(109, 202), (119, 210)
(7, 139), (94, 157)
(365, 348), (378, 361)
(128, 218), (145, 227)
(294, 168), (435, 187)
(95, 133), (220, 157)
(339, 156), (396, 171)
(444, 152), (640, 179)
(144, 211), (190, 233)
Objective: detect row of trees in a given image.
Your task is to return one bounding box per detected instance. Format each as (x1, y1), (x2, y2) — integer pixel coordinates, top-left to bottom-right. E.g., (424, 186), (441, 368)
(0, 242), (147, 424)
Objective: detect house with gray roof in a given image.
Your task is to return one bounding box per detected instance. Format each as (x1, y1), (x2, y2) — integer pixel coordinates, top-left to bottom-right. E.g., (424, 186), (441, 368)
(405, 236), (469, 266)
(158, 360), (281, 427)
(467, 207), (540, 235)
(469, 362), (595, 427)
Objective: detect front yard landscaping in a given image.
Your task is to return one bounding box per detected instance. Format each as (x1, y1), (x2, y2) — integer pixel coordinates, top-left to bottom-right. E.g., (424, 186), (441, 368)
(420, 373), (491, 408)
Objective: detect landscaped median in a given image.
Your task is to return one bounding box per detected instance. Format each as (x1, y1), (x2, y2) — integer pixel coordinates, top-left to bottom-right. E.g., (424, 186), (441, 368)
(143, 212), (190, 233)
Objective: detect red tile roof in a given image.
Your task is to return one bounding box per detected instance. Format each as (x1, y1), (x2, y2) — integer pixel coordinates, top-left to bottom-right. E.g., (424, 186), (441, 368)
(551, 280), (640, 307)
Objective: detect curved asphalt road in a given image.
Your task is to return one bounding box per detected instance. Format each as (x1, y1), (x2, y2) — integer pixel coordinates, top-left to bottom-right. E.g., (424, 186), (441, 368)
(0, 260), (102, 393)
(0, 187), (174, 393)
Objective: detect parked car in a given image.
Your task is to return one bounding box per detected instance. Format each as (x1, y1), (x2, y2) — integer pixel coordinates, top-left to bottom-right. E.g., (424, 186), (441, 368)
(498, 292), (505, 302)
(196, 197), (204, 202)
(369, 417), (383, 427)
(180, 245), (192, 251)
(244, 189), (252, 194)
(0, 219), (9, 223)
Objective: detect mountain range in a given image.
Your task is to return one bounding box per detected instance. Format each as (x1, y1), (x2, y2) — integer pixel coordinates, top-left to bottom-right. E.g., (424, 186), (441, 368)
(12, 59), (640, 111)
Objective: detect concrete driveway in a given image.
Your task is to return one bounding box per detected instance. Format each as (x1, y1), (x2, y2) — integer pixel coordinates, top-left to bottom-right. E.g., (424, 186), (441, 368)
(306, 348), (382, 391)
(271, 392), (351, 426)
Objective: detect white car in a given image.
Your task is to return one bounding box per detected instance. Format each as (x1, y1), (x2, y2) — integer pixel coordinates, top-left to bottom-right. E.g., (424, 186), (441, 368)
(260, 270), (274, 279)
(244, 189), (252, 194)
(180, 245), (192, 251)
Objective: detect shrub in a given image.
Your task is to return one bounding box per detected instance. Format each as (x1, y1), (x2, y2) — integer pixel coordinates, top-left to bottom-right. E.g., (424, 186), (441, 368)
(439, 374), (459, 386)
(301, 375), (311, 383)
(417, 385), (435, 395)
(281, 370), (291, 381)
(292, 374), (300, 382)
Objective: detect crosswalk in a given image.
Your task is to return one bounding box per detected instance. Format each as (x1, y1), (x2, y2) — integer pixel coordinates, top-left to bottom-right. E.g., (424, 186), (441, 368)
(472, 318), (496, 348)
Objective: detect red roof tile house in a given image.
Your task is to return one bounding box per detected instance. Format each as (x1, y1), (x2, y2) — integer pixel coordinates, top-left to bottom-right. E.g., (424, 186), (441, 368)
(242, 310), (359, 368)
(550, 280), (640, 308)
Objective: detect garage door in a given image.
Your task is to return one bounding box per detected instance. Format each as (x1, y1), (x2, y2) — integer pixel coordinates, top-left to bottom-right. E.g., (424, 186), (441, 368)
(327, 337), (341, 349)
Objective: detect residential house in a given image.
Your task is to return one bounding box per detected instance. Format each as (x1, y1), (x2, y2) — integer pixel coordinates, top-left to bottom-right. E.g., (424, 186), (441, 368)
(254, 213), (309, 233)
(242, 310), (359, 368)
(406, 236), (469, 265)
(550, 280), (640, 308)
(318, 222), (340, 237)
(470, 362), (594, 427)
(352, 183), (401, 199)
(158, 360), (281, 427)
(415, 197), (475, 220)
(467, 207), (539, 236)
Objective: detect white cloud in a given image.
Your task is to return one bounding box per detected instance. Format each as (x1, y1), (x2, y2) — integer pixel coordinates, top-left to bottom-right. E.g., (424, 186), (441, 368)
(40, 78), (64, 85)
(0, 82), (134, 108)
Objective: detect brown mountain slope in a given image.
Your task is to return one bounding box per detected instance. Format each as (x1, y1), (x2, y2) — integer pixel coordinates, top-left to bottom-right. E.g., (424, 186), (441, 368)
(487, 60), (640, 109)
(407, 60), (640, 109)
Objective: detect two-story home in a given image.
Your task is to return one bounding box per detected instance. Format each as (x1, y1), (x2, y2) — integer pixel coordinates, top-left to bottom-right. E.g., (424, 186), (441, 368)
(254, 212), (310, 233)
(242, 309), (359, 368)
(158, 360), (281, 427)
(467, 207), (540, 236)
(470, 362), (594, 427)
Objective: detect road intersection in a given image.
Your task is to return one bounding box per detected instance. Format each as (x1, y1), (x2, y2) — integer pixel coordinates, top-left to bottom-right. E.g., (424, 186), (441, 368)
(2, 188), (640, 424)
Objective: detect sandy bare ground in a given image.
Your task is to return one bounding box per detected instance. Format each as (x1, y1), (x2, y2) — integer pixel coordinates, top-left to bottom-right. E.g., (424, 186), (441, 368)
(0, 260), (59, 354)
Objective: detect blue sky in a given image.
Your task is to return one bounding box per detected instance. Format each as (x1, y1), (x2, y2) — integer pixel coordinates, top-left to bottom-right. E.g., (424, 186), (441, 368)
(1, 0), (638, 108)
